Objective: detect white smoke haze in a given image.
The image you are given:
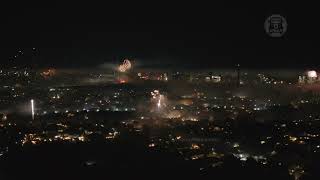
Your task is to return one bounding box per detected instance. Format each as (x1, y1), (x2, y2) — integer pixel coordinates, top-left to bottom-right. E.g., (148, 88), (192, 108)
(16, 101), (33, 115)
(82, 75), (115, 84)
(0, 101), (32, 116)
(98, 62), (117, 70)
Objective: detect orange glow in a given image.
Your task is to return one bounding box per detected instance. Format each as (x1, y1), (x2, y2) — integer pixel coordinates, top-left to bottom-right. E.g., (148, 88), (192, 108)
(120, 79), (126, 83)
(41, 68), (56, 78)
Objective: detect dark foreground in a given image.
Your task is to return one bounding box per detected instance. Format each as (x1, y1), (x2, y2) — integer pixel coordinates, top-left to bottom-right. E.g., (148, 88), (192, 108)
(2, 141), (315, 180)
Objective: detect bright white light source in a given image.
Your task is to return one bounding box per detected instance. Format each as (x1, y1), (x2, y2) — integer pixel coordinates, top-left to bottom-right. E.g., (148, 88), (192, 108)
(31, 99), (35, 120)
(307, 70), (317, 78)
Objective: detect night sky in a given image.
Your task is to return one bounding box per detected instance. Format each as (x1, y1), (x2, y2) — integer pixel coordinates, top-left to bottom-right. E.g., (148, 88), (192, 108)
(1, 2), (319, 68)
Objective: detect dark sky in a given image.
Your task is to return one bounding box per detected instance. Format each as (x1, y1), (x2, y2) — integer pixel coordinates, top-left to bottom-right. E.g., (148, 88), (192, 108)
(1, 2), (319, 68)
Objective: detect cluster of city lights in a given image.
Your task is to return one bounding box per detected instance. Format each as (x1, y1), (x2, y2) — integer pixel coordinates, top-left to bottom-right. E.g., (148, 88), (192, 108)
(21, 133), (86, 146)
